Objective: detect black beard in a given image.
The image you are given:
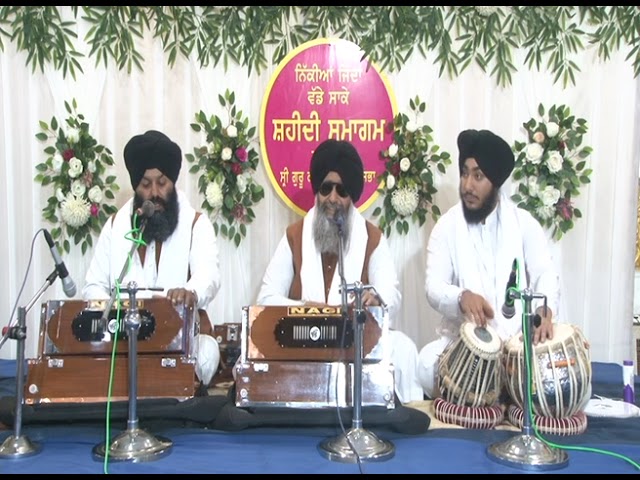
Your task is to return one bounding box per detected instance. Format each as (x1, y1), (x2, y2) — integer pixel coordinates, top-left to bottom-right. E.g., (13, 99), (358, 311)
(461, 186), (499, 224)
(313, 199), (350, 254)
(133, 189), (179, 242)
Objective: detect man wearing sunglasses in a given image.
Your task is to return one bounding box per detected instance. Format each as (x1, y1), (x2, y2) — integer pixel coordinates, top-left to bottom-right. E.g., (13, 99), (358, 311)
(256, 138), (424, 404)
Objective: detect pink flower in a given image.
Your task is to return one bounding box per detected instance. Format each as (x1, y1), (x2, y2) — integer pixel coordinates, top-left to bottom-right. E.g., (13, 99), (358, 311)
(62, 149), (75, 161)
(556, 198), (573, 221)
(231, 163), (242, 175)
(231, 203), (246, 220)
(90, 203), (99, 217)
(235, 146), (248, 162)
(533, 131), (545, 144)
(390, 163), (401, 176)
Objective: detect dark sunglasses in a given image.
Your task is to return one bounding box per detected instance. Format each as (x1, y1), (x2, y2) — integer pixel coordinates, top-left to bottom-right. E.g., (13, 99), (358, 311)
(319, 181), (349, 198)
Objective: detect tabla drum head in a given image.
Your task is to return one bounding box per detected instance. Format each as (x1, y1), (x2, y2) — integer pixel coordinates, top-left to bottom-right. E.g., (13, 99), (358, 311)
(460, 321), (502, 359)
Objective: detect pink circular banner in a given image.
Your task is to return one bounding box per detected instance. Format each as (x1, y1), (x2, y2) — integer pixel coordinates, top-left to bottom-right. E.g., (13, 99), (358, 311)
(260, 38), (397, 216)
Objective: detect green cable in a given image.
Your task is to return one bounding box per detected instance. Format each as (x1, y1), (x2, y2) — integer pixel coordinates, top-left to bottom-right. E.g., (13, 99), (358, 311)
(102, 214), (147, 474)
(514, 259), (640, 471)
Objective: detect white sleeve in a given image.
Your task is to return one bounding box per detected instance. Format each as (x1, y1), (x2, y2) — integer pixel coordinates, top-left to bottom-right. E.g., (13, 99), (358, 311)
(367, 234), (402, 325)
(256, 234), (303, 306)
(82, 219), (113, 300)
(424, 214), (465, 320)
(521, 211), (560, 318)
(186, 214), (221, 310)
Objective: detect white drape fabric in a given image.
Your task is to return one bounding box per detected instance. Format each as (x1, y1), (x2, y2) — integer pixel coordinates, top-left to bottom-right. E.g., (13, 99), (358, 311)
(0, 26), (638, 369)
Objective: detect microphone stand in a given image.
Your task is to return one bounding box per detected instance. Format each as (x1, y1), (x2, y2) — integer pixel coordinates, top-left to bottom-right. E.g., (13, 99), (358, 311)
(92, 281), (172, 462)
(0, 267), (61, 459)
(486, 288), (568, 471)
(100, 219), (148, 327)
(318, 220), (394, 463)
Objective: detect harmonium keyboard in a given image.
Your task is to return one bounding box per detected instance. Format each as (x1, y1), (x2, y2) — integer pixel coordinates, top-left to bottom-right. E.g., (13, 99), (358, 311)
(24, 298), (197, 404)
(234, 305), (396, 409)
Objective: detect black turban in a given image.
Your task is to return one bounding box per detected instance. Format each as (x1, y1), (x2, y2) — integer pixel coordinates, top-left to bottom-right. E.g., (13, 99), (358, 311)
(124, 130), (182, 189)
(457, 129), (514, 188)
(309, 139), (364, 202)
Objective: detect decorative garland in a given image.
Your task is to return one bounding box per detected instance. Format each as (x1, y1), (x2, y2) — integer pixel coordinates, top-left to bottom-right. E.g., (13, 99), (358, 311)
(2, 7), (639, 88)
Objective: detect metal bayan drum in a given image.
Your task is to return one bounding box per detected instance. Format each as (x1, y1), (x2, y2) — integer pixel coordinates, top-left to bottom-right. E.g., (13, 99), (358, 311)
(503, 322), (592, 419)
(438, 322), (504, 408)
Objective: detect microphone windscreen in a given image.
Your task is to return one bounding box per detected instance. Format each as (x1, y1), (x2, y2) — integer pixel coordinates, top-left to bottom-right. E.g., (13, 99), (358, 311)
(139, 200), (156, 218)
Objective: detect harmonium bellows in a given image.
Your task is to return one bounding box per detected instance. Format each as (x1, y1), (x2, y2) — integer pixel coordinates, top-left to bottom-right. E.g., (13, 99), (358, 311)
(25, 298), (197, 404)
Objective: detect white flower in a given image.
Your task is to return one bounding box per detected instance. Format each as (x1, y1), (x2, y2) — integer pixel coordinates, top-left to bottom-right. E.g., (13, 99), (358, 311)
(205, 181), (224, 209)
(71, 179), (86, 197)
(540, 185), (561, 207)
(399, 157), (411, 172)
(226, 124), (237, 138)
(88, 185), (103, 203)
(390, 187), (419, 217)
(221, 147), (233, 161)
(207, 142), (216, 155)
(52, 153), (64, 172)
(387, 143), (398, 157)
(527, 177), (539, 197)
(546, 122), (560, 138)
(64, 127), (80, 144)
(60, 194), (90, 227)
(536, 204), (556, 220)
(55, 188), (66, 203)
(87, 160), (96, 173)
(546, 151), (564, 174)
(68, 157), (83, 178)
(386, 173), (396, 190)
(237, 174), (248, 194)
(525, 143), (544, 164)
(405, 120), (418, 133)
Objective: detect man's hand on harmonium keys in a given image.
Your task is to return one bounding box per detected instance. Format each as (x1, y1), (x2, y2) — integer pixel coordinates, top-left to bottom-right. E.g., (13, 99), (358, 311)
(164, 288), (198, 308)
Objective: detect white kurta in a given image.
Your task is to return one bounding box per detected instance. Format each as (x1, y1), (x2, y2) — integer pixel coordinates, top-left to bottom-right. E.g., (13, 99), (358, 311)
(417, 193), (560, 397)
(83, 190), (221, 310)
(82, 189), (222, 384)
(257, 205), (424, 403)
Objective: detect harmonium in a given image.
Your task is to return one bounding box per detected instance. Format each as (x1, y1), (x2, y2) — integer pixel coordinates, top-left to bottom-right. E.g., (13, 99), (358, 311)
(234, 305), (396, 409)
(24, 298), (197, 404)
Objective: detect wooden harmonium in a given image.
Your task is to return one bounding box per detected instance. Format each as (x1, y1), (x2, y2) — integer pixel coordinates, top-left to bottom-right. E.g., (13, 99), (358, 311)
(25, 298), (197, 404)
(234, 305), (395, 409)
(211, 322), (242, 385)
(240, 304), (390, 363)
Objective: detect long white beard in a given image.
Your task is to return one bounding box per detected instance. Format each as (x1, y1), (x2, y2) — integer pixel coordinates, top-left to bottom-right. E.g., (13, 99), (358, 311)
(313, 200), (351, 254)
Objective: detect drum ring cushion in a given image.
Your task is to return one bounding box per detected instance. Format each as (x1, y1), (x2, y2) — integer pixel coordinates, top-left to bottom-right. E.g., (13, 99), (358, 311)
(506, 404), (588, 436)
(433, 397), (504, 429)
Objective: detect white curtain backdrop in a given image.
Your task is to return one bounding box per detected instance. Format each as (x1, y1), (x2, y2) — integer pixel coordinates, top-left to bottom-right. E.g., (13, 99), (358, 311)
(1, 24), (638, 369)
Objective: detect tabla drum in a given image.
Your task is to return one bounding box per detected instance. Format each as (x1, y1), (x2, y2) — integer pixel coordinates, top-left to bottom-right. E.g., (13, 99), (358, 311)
(438, 322), (504, 408)
(434, 322), (505, 429)
(503, 323), (592, 423)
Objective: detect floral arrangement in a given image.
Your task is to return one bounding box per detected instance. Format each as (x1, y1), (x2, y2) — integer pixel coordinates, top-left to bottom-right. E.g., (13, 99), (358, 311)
(186, 89), (265, 247)
(511, 103), (593, 241)
(372, 96), (452, 236)
(34, 99), (120, 254)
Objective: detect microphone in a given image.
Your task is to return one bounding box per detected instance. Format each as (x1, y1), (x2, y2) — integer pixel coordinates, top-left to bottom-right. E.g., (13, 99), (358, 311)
(136, 200), (156, 219)
(333, 209), (345, 236)
(43, 229), (77, 297)
(501, 258), (518, 319)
